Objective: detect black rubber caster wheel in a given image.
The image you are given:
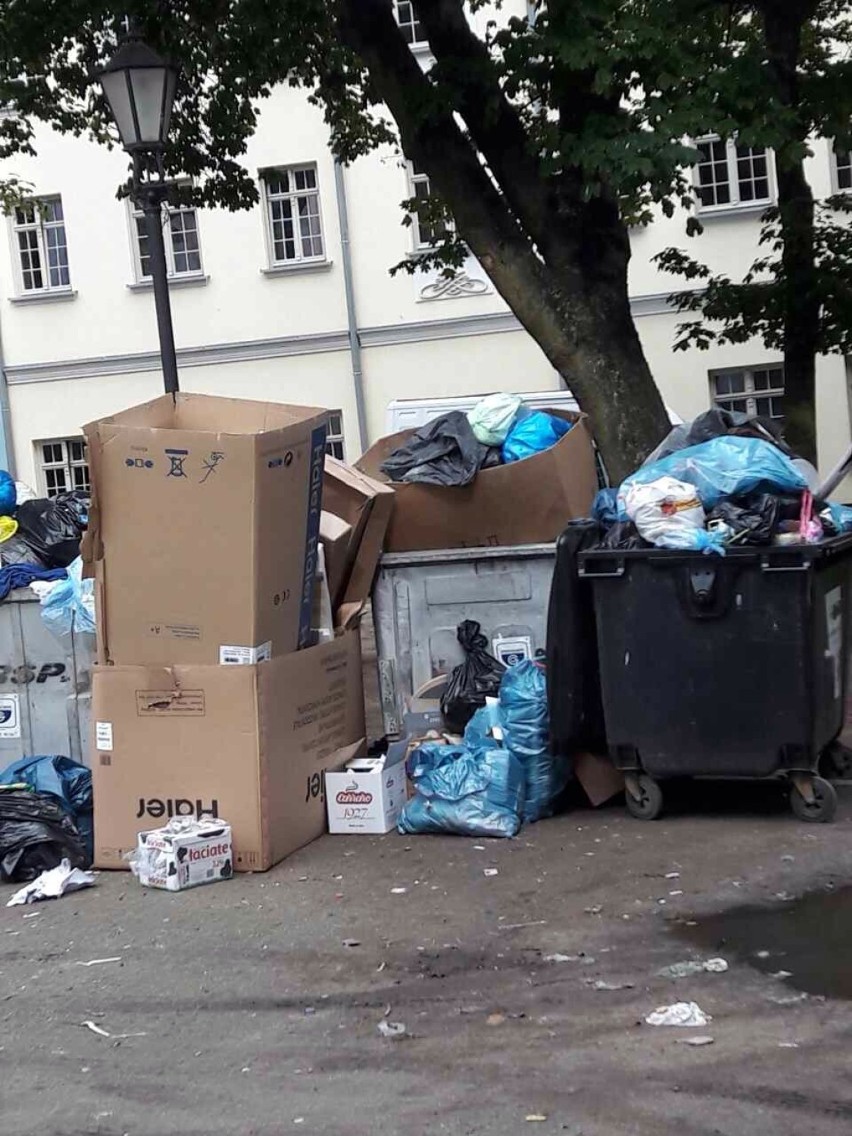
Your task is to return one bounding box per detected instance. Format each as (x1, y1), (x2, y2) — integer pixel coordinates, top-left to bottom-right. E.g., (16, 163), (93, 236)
(625, 774), (664, 821)
(790, 776), (837, 823)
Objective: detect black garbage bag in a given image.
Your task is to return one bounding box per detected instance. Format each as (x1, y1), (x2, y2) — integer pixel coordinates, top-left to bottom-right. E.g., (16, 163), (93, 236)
(598, 520), (647, 551)
(707, 492), (781, 545)
(381, 412), (488, 487)
(0, 787), (88, 882)
(441, 620), (506, 733)
(0, 534), (46, 567)
(15, 491), (90, 568)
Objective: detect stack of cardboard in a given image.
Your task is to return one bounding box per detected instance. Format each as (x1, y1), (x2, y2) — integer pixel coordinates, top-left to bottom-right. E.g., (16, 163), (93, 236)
(84, 393), (392, 872)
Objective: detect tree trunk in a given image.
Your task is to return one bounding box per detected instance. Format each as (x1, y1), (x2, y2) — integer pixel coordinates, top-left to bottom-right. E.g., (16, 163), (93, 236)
(760, 0), (819, 464)
(337, 0), (670, 482)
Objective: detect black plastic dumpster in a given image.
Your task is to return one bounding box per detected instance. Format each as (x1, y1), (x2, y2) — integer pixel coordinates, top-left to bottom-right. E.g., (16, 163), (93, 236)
(578, 535), (852, 822)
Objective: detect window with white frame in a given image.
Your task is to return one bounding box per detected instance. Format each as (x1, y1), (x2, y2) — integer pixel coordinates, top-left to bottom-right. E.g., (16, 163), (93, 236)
(695, 137), (773, 211)
(711, 365), (785, 420)
(394, 0), (426, 46)
(261, 165), (325, 268)
(37, 438), (90, 498)
(833, 144), (852, 191)
(408, 160), (449, 249)
(12, 197), (71, 293)
(131, 201), (203, 282)
(325, 412), (345, 461)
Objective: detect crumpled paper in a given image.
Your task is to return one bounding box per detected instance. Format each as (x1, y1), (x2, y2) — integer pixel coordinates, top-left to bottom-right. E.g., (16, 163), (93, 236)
(645, 1001), (711, 1027)
(6, 857), (96, 906)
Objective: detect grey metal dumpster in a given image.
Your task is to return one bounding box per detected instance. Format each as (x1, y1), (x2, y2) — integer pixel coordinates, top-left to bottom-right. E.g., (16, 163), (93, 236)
(0, 587), (94, 767)
(372, 543), (556, 736)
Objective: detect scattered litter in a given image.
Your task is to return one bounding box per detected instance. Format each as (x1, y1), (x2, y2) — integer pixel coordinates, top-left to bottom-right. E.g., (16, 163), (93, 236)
(487, 1012), (506, 1026)
(525, 1116), (548, 1123)
(677, 1035), (715, 1047)
(473, 845), (486, 851)
(756, 950), (770, 959)
(658, 958), (727, 979)
(669, 890), (684, 897)
(584, 905), (602, 915)
(769, 992), (808, 1006)
(778, 1041), (800, 1048)
(390, 887), (408, 895)
(498, 920), (547, 931)
(483, 868), (499, 877)
(544, 953), (577, 963)
(665, 872), (680, 879)
(376, 962), (387, 973)
(76, 957), (122, 968)
(771, 970), (793, 980)
(592, 979), (634, 991)
(342, 938), (360, 948)
(128, 818), (232, 891)
(377, 1020), (406, 1039)
(775, 891), (794, 901)
(645, 1002), (711, 1028)
(81, 1020), (147, 1040)
(6, 859), (96, 907)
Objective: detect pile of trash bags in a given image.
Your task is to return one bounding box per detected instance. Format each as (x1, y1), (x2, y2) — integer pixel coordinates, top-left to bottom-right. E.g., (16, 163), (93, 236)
(0, 471), (90, 601)
(590, 408), (852, 555)
(380, 394), (573, 487)
(0, 754), (93, 881)
(399, 657), (569, 838)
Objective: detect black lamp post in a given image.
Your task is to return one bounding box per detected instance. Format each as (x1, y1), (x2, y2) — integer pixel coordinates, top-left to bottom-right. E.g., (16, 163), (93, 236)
(96, 37), (181, 395)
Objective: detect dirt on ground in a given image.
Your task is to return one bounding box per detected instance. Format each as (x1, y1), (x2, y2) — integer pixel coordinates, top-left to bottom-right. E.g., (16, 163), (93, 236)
(2, 782), (852, 1136)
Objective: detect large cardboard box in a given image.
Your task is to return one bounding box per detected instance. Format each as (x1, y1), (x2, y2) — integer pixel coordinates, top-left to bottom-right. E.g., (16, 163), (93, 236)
(322, 458), (395, 624)
(356, 410), (597, 553)
(92, 629), (365, 872)
(84, 393), (329, 666)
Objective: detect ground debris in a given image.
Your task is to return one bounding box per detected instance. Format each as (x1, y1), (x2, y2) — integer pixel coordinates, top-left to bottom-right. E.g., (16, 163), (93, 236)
(646, 1002), (711, 1027)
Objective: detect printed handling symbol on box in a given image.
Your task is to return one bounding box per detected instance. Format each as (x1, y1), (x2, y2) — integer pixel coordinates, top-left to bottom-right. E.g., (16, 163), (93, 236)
(165, 448), (189, 478)
(200, 451), (226, 483)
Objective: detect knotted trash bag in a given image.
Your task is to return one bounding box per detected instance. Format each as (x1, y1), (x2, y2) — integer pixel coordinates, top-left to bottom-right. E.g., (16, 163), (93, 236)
(500, 659), (570, 822)
(467, 393), (522, 447)
(16, 491), (90, 568)
(0, 754), (93, 864)
(441, 620), (506, 733)
(0, 787), (88, 882)
(380, 412), (488, 487)
(397, 738), (524, 838)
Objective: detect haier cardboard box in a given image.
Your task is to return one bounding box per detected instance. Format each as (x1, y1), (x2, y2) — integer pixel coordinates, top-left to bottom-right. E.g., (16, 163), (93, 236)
(356, 411), (597, 553)
(92, 629), (365, 872)
(84, 393), (329, 666)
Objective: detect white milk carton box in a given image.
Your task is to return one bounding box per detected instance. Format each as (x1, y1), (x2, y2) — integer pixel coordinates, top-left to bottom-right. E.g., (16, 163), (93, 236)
(326, 746), (408, 834)
(132, 818), (233, 891)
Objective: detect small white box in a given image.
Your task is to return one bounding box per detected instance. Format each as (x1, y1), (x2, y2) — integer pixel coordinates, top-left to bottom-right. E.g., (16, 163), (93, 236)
(132, 818), (233, 891)
(326, 750), (408, 834)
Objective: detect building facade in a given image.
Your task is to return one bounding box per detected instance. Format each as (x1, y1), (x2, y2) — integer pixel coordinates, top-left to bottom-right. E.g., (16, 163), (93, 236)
(0, 2), (849, 494)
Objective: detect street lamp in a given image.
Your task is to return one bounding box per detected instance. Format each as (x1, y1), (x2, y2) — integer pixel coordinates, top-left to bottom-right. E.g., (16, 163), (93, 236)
(96, 37), (181, 394)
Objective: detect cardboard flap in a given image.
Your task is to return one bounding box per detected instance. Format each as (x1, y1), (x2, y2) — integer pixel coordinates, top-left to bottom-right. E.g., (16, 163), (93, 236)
(323, 458), (395, 621)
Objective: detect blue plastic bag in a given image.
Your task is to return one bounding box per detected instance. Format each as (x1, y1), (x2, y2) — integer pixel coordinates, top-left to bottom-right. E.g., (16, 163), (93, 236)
(502, 412), (571, 464)
(0, 471), (16, 516)
(591, 487), (619, 526)
(39, 557), (95, 638)
(618, 436), (808, 514)
(500, 660), (569, 822)
(398, 739), (524, 838)
(823, 502), (852, 534)
(0, 753), (93, 863)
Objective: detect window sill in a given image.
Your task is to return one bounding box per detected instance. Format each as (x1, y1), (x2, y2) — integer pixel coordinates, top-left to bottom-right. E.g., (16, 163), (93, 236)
(127, 274), (210, 292)
(261, 260), (333, 278)
(695, 202), (774, 221)
(10, 288), (77, 305)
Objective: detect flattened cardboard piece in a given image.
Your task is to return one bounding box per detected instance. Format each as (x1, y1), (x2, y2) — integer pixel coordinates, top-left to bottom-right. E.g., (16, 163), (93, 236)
(356, 410), (596, 553)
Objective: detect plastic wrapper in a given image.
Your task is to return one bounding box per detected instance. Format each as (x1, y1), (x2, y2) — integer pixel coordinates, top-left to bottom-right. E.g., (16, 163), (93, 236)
(397, 739), (524, 838)
(502, 411), (571, 464)
(15, 492), (89, 569)
(499, 660), (569, 822)
(620, 436), (807, 513)
(380, 411), (488, 487)
(0, 754), (93, 863)
(0, 787), (88, 882)
(467, 393), (521, 446)
(440, 620), (506, 733)
(623, 476), (725, 554)
(706, 493), (780, 545)
(39, 556), (95, 637)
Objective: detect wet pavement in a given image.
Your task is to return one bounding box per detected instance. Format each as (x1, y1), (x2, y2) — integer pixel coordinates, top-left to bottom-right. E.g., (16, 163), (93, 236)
(3, 788), (852, 1135)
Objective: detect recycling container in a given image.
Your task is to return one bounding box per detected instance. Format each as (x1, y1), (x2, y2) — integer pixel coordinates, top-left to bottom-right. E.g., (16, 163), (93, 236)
(578, 534), (852, 821)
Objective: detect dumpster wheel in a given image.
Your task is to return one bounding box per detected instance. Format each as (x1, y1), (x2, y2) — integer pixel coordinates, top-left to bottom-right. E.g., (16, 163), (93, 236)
(624, 773), (664, 821)
(790, 775), (837, 823)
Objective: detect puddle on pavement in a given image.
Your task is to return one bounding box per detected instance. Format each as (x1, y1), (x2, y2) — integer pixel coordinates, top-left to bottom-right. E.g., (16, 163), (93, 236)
(677, 887), (852, 1000)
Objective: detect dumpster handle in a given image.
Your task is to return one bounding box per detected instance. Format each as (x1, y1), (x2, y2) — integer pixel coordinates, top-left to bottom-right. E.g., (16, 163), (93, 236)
(760, 558), (810, 573)
(579, 560), (625, 579)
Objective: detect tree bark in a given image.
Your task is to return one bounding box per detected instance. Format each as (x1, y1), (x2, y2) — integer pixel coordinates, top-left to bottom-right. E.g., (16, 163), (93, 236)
(337, 0), (670, 481)
(760, 0), (819, 464)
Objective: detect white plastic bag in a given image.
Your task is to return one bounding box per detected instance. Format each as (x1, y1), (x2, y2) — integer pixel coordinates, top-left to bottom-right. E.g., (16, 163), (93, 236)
(467, 393), (522, 447)
(621, 476), (724, 554)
